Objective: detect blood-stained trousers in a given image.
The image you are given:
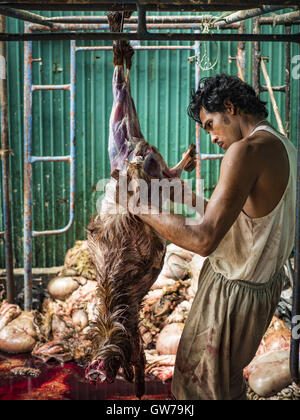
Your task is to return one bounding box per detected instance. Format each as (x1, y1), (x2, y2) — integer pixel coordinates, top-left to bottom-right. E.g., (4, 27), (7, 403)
(172, 259), (286, 400)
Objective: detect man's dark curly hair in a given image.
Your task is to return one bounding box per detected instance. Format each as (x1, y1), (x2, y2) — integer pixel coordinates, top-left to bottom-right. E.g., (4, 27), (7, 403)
(188, 74), (268, 125)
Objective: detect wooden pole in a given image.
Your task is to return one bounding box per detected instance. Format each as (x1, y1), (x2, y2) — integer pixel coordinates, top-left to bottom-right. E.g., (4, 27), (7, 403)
(261, 58), (286, 135)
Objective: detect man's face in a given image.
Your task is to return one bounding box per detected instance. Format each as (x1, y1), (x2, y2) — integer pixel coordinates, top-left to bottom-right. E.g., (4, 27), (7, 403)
(199, 107), (242, 151)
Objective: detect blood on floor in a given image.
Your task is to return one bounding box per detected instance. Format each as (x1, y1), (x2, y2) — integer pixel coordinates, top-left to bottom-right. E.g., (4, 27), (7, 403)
(0, 352), (173, 400)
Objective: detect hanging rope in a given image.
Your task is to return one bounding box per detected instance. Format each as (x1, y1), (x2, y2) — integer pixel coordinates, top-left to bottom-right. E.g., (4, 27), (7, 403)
(188, 16), (220, 72)
(107, 11), (134, 70)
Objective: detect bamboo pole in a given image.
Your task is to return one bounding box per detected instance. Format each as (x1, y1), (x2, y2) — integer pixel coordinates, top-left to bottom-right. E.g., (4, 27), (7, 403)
(261, 58), (286, 135)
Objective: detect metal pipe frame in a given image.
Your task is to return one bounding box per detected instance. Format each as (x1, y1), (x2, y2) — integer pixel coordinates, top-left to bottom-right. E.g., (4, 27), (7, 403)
(285, 25), (291, 138)
(1, 12), (298, 29)
(252, 17), (261, 96)
(237, 21), (246, 81)
(29, 22), (241, 32)
(193, 32), (224, 196)
(23, 23), (76, 310)
(270, 9), (300, 26)
(194, 33), (202, 196)
(46, 15), (218, 24)
(2, 1), (300, 12)
(0, 14), (14, 303)
(2, 32), (300, 42)
(216, 5), (291, 28)
(0, 6), (54, 27)
(260, 17), (300, 25)
(35, 14), (300, 26)
(1, 4), (300, 42)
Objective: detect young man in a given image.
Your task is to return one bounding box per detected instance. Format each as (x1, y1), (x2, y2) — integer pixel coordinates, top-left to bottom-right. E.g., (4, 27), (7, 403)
(132, 74), (297, 400)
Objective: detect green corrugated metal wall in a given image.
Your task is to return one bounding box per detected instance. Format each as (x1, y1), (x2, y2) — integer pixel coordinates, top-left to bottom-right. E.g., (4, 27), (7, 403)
(0, 10), (299, 268)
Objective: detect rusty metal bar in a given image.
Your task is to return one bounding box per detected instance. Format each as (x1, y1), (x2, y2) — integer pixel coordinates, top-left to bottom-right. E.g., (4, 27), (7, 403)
(45, 14), (300, 26)
(0, 6), (54, 27)
(237, 21), (246, 81)
(75, 45), (193, 51)
(216, 5), (289, 28)
(260, 17), (300, 25)
(252, 17), (261, 96)
(45, 14), (230, 24)
(285, 25), (291, 138)
(0, 14), (14, 304)
(32, 41), (76, 239)
(23, 23), (33, 311)
(0, 32), (299, 42)
(271, 9), (300, 26)
(193, 30), (224, 197)
(260, 16), (300, 25)
(194, 33), (201, 196)
(32, 83), (71, 91)
(30, 22), (241, 32)
(23, 26), (76, 310)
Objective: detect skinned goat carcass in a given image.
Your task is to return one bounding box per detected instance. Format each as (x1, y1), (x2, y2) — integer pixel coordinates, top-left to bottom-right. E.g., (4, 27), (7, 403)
(85, 12), (196, 399)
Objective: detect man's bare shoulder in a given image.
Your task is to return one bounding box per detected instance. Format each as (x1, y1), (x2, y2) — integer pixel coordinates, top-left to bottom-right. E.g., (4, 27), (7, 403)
(220, 138), (258, 172)
(221, 129), (283, 172)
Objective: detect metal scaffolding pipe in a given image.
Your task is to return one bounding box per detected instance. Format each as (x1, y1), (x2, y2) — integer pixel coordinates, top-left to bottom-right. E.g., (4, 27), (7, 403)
(23, 24), (33, 311)
(285, 25), (291, 138)
(252, 17), (261, 97)
(45, 14), (300, 26)
(194, 32), (201, 196)
(0, 15), (15, 304)
(45, 14), (220, 24)
(29, 22), (241, 32)
(0, 32), (299, 42)
(272, 9), (300, 25)
(216, 5), (290, 28)
(237, 21), (246, 81)
(2, 2), (299, 12)
(260, 16), (300, 25)
(0, 7), (54, 27)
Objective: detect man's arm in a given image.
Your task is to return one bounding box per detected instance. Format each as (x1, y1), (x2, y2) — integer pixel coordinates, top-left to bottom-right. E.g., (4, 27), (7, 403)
(136, 141), (259, 257)
(168, 178), (208, 212)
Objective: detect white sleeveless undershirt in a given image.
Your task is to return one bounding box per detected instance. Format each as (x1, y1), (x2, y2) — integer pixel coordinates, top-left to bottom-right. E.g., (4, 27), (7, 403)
(208, 124), (297, 283)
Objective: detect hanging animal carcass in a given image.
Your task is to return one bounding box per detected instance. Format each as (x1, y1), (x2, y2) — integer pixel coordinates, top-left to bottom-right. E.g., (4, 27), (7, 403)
(85, 12), (196, 399)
